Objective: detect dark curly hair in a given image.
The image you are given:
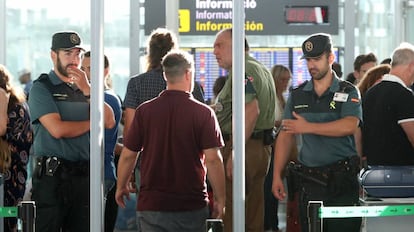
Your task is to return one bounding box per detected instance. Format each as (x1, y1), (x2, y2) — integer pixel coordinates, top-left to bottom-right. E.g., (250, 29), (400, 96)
(146, 28), (178, 72)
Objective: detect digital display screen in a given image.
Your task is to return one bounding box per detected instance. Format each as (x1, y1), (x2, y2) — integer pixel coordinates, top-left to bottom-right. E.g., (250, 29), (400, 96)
(193, 48), (290, 103)
(193, 48), (227, 103)
(187, 47), (340, 103)
(285, 6), (329, 24)
(249, 48), (290, 70)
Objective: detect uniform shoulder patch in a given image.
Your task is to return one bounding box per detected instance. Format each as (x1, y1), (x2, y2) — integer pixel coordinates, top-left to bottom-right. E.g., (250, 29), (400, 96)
(245, 75), (256, 94)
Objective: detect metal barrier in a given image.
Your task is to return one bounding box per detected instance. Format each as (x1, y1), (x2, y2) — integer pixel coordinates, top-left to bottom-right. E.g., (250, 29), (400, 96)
(18, 201), (36, 232)
(308, 201), (322, 232)
(0, 201), (35, 232)
(308, 201), (414, 232)
(0, 174), (3, 231)
(205, 219), (223, 232)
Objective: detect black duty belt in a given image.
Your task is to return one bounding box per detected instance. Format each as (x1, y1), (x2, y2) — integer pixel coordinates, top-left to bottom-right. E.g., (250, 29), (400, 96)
(293, 156), (360, 174)
(288, 156), (361, 196)
(288, 156), (360, 185)
(251, 130), (265, 140)
(35, 156), (89, 178)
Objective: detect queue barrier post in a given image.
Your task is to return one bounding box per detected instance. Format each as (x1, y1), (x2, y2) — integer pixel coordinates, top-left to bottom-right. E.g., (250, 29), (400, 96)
(308, 201), (323, 232)
(17, 201), (35, 232)
(205, 219), (223, 232)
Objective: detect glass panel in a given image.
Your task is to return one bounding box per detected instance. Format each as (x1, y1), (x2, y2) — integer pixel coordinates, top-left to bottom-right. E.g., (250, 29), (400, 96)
(6, 0), (130, 98)
(354, 0), (394, 63)
(6, 0), (410, 99)
(407, 5), (414, 43)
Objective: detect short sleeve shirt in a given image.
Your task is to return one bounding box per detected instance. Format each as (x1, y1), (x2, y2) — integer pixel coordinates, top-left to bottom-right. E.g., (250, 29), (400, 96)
(215, 54), (276, 134)
(28, 71), (90, 161)
(124, 90), (224, 211)
(362, 74), (414, 165)
(123, 69), (166, 110)
(284, 76), (362, 167)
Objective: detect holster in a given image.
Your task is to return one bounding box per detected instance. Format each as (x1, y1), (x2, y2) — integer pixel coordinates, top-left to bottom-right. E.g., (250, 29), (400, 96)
(262, 128), (277, 146)
(34, 156), (89, 179)
(34, 156), (61, 178)
(286, 162), (303, 201)
(290, 156), (360, 196)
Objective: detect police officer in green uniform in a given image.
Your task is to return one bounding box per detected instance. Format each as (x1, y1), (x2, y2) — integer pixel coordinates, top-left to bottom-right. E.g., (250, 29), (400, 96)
(28, 31), (115, 232)
(272, 33), (362, 232)
(213, 28), (276, 232)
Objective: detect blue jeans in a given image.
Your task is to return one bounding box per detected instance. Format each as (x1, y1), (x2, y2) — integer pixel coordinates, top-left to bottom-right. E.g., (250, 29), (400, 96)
(137, 206), (209, 232)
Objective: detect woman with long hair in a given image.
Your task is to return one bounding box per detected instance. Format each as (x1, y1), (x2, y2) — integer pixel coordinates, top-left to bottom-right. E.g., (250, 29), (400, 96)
(357, 63), (391, 98)
(264, 64), (295, 232)
(0, 64), (33, 232)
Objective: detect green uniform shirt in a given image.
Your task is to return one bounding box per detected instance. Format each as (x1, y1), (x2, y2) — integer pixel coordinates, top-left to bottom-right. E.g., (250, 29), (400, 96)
(28, 71), (90, 161)
(215, 54), (276, 134)
(284, 76), (362, 167)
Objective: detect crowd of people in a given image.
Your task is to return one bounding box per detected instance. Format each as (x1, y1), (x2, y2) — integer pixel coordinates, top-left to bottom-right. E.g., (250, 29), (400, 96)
(1, 27), (414, 232)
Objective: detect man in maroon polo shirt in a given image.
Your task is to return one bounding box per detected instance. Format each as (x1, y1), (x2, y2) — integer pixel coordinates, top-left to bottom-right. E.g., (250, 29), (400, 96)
(116, 50), (226, 232)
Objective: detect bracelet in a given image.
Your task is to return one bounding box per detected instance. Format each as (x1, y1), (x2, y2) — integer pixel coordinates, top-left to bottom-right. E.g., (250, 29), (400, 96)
(84, 94), (91, 99)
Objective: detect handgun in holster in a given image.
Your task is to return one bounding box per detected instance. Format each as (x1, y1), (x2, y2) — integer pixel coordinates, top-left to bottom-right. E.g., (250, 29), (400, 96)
(286, 162), (299, 201)
(286, 162), (329, 200)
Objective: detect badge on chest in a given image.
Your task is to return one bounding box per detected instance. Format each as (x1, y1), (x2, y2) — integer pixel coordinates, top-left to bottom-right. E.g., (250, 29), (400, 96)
(333, 92), (348, 102)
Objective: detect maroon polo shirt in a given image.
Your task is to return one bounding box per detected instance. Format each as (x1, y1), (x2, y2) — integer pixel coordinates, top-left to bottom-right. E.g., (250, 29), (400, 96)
(124, 90), (224, 211)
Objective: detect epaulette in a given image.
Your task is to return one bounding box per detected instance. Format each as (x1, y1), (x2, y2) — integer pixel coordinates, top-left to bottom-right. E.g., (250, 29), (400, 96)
(34, 73), (50, 83)
(338, 80), (355, 93)
(293, 80), (308, 90)
(34, 73), (55, 91)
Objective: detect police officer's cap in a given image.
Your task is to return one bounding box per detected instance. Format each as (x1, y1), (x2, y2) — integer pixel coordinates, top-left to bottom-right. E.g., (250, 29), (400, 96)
(301, 33), (332, 59)
(51, 31), (84, 51)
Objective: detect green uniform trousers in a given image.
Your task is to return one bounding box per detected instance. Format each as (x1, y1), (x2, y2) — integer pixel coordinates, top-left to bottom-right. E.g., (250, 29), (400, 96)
(222, 138), (271, 232)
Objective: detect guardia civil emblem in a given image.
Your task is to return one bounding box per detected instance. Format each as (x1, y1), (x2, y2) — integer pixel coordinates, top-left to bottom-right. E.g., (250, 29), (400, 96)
(70, 34), (80, 44)
(305, 41), (313, 52)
